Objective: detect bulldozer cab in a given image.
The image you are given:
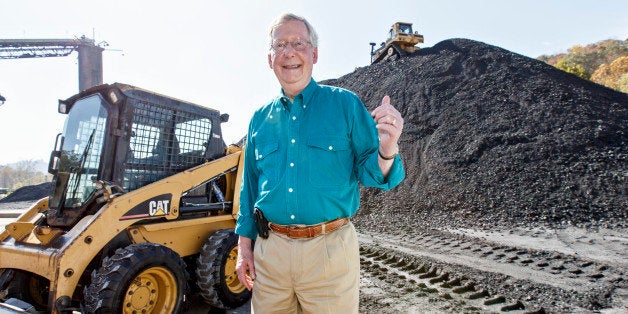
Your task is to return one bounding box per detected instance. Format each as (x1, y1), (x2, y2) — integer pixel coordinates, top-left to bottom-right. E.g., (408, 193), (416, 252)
(46, 83), (228, 227)
(390, 22), (413, 38)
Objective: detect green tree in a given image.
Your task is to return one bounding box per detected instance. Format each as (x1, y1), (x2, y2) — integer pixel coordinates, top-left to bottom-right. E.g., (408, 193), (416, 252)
(555, 59), (590, 79)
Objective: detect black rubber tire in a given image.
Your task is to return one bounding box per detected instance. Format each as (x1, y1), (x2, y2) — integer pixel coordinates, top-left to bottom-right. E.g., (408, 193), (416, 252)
(0, 269), (48, 309)
(83, 243), (189, 313)
(196, 229), (251, 309)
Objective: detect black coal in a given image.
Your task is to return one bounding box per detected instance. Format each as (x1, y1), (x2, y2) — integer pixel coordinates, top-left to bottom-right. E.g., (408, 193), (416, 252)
(321, 38), (627, 231)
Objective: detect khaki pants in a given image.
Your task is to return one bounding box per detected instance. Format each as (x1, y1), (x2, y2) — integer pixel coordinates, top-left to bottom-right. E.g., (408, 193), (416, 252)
(251, 222), (359, 314)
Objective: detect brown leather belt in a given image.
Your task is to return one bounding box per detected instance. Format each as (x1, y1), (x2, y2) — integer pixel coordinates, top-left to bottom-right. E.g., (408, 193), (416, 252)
(269, 218), (349, 239)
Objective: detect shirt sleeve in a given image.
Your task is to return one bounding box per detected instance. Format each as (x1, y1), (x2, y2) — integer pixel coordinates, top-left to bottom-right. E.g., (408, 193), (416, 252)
(234, 118), (260, 239)
(351, 95), (405, 190)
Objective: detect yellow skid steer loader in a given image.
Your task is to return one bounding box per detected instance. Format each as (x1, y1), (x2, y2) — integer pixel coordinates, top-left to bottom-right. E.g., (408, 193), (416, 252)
(0, 83), (250, 313)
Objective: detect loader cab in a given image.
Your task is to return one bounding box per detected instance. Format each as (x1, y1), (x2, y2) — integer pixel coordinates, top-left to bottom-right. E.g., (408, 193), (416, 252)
(47, 83), (228, 227)
(47, 93), (111, 217)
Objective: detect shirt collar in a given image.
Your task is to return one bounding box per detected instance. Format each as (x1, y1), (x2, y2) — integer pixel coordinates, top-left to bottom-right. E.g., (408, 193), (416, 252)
(279, 79), (318, 109)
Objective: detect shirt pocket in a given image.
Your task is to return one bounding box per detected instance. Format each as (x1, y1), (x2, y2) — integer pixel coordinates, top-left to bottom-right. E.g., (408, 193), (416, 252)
(255, 140), (281, 185)
(306, 136), (353, 188)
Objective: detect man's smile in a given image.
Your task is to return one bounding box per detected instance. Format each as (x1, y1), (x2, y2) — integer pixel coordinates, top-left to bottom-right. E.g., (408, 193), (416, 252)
(283, 64), (302, 69)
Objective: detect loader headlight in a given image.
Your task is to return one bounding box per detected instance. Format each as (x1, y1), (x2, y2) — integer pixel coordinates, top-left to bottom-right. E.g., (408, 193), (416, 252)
(58, 100), (68, 114)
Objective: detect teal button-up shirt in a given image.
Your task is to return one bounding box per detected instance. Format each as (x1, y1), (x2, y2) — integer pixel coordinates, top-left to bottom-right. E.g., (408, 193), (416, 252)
(235, 79), (405, 239)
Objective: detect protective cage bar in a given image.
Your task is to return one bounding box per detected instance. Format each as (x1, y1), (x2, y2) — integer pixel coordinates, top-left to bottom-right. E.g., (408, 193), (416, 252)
(123, 100), (214, 191)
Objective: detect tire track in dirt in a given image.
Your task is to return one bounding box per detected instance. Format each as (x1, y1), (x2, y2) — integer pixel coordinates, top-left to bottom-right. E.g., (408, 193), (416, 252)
(357, 228), (625, 312)
(359, 237), (538, 313)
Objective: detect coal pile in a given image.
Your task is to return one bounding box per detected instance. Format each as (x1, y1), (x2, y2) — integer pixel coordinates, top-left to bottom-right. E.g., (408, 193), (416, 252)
(322, 38), (627, 231)
(0, 182), (52, 203)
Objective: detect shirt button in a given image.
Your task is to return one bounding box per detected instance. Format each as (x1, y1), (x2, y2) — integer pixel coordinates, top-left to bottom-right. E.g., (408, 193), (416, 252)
(269, 115), (273, 119)
(258, 154), (263, 159)
(291, 139), (296, 144)
(290, 162), (294, 167)
(303, 105), (307, 109)
(328, 146), (333, 150)
(288, 188), (293, 193)
(290, 215), (295, 220)
(292, 116), (297, 120)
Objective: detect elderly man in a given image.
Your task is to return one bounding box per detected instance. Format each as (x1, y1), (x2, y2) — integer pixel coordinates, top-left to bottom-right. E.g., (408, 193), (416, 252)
(235, 13), (405, 313)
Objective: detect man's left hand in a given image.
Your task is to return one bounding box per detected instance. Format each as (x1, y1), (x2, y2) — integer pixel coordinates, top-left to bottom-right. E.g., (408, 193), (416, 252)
(371, 95), (403, 157)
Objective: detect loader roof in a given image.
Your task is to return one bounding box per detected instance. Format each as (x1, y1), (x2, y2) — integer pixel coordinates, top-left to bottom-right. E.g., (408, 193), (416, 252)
(59, 82), (222, 119)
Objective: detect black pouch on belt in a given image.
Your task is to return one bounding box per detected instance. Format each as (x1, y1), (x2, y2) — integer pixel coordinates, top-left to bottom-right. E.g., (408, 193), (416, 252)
(254, 208), (269, 239)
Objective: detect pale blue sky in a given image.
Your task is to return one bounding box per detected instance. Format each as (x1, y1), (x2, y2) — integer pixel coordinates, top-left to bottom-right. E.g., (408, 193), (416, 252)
(0, 0), (626, 164)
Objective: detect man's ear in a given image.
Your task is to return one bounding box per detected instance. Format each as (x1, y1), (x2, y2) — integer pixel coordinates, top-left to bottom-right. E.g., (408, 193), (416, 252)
(313, 47), (318, 64)
(268, 53), (274, 69)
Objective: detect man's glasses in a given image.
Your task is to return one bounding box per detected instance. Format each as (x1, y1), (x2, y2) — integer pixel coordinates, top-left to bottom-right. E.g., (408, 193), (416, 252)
(271, 39), (311, 53)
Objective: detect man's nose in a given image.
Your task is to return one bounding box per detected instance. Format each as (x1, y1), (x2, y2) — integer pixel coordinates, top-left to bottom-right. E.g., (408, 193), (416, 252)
(282, 44), (297, 55)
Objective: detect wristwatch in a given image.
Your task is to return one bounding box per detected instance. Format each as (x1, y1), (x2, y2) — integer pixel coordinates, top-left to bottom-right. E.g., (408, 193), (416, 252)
(378, 147), (398, 160)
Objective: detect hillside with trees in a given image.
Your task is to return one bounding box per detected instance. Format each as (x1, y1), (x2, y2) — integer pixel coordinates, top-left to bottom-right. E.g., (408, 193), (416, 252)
(0, 160), (51, 196)
(538, 39), (628, 93)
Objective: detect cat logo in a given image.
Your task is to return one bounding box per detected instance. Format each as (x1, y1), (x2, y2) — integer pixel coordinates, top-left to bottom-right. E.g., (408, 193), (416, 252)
(149, 200), (170, 216)
(120, 193), (173, 220)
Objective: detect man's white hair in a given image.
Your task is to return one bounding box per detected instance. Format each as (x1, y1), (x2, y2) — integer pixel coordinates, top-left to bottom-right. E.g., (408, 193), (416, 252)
(268, 13), (319, 49)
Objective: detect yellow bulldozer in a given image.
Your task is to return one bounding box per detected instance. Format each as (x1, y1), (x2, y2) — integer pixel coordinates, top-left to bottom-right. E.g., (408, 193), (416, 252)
(0, 83), (250, 313)
(370, 22), (424, 64)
